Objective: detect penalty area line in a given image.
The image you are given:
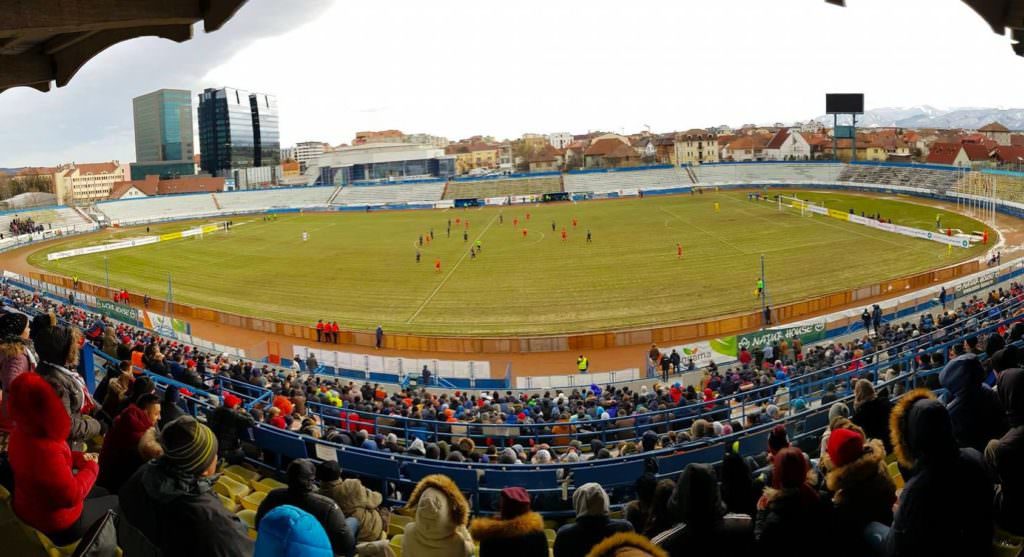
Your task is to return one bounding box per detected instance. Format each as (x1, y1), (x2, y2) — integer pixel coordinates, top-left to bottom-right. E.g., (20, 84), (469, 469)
(406, 212), (499, 324)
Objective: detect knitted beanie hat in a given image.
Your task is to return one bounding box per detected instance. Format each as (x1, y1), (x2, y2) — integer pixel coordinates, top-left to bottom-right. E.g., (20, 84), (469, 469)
(160, 416), (218, 476)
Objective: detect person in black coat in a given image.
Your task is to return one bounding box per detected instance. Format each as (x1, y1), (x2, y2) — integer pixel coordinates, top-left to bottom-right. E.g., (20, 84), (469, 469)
(851, 379), (893, 452)
(883, 389), (994, 557)
(255, 459), (358, 557)
(754, 447), (833, 553)
(470, 487), (549, 557)
(986, 365), (1024, 535)
(554, 482), (633, 557)
(651, 463), (753, 556)
(206, 394), (256, 465)
(118, 416), (253, 557)
(939, 352), (1008, 453)
(159, 386), (186, 430)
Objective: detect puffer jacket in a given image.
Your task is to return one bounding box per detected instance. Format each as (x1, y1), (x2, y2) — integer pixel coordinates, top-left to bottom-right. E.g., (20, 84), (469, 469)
(36, 362), (103, 446)
(97, 405), (162, 493)
(986, 367), (1024, 535)
(823, 438), (896, 529)
(939, 353), (1008, 452)
(471, 511), (549, 557)
(319, 478), (386, 542)
(0, 336), (36, 428)
(254, 504), (333, 557)
(402, 474), (474, 557)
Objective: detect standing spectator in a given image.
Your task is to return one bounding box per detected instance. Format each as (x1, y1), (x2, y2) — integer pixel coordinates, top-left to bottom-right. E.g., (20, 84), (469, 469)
(624, 473), (657, 533)
(316, 461), (386, 543)
(97, 393), (163, 493)
(6, 371), (118, 546)
(939, 286), (947, 309)
(31, 313), (102, 448)
(118, 415), (254, 556)
(939, 352), (1007, 452)
(402, 474), (474, 557)
(307, 353), (319, 372)
(660, 355), (671, 382)
(422, 365), (432, 386)
(871, 304), (882, 333)
(254, 505), (333, 557)
(577, 354), (589, 374)
(256, 459), (358, 557)
(316, 320), (324, 342)
(331, 321), (340, 344)
(375, 325), (384, 349)
(101, 326), (118, 356)
(763, 305), (771, 325)
(651, 463), (753, 555)
(0, 311), (35, 430)
(669, 349), (681, 374)
(986, 367), (1024, 535)
(754, 447), (832, 550)
(554, 482), (633, 557)
(861, 308), (872, 332)
(647, 344), (660, 377)
(207, 393), (255, 465)
(851, 379), (893, 452)
(471, 486), (549, 557)
(883, 389), (993, 557)
(821, 427), (895, 557)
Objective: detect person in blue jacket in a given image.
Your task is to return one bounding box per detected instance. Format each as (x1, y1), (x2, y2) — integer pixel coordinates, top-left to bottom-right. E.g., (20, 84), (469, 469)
(255, 504), (333, 557)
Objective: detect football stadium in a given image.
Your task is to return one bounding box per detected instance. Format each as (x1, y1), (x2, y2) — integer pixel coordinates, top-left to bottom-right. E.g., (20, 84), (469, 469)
(2, 1), (1024, 557)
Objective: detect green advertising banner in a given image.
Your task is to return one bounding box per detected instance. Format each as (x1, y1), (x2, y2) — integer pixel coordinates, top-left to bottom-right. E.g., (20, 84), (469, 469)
(701, 320), (828, 359)
(96, 300), (142, 327)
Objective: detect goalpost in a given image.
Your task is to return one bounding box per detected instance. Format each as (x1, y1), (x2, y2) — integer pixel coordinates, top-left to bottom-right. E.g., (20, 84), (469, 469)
(777, 194), (824, 217)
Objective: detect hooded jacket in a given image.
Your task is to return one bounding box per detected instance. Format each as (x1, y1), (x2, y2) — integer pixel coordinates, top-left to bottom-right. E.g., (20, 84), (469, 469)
(940, 353), (1008, 452)
(822, 437), (895, 539)
(7, 371), (97, 535)
(986, 367), (1024, 535)
(254, 504), (334, 557)
(256, 459), (356, 556)
(471, 510), (548, 557)
(97, 404), (162, 493)
(651, 463), (752, 557)
(554, 483), (634, 557)
(36, 362), (103, 446)
(885, 389), (993, 557)
(585, 532), (668, 557)
(0, 335), (35, 429)
(319, 477), (386, 542)
(118, 460), (254, 557)
(402, 474), (474, 557)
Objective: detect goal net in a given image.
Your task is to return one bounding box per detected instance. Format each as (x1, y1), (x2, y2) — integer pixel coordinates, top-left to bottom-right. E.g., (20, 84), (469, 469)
(777, 194), (824, 217)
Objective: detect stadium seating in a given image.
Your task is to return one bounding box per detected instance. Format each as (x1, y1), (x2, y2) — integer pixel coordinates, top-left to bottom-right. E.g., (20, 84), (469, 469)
(563, 167), (689, 193)
(837, 163), (962, 193)
(96, 193), (220, 225)
(0, 206), (93, 234)
(214, 186), (335, 212)
(443, 176), (563, 200)
(694, 162), (844, 184)
(331, 182), (446, 205)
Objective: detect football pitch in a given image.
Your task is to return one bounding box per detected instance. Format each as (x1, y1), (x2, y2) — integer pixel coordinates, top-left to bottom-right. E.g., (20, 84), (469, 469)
(27, 191), (991, 335)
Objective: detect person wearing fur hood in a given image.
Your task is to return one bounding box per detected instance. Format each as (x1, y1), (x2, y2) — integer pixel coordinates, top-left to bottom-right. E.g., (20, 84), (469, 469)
(820, 425), (895, 557)
(883, 388), (993, 557)
(470, 486), (549, 557)
(316, 461), (387, 542)
(402, 474), (474, 557)
(0, 311), (36, 430)
(585, 532), (668, 557)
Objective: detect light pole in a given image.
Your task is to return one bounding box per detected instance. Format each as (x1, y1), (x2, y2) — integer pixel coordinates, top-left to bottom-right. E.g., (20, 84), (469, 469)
(104, 256), (109, 289)
(760, 254), (768, 328)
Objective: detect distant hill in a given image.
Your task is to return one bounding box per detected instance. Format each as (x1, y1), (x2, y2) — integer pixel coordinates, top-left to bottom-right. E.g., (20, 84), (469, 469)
(814, 106), (1024, 130)
(0, 168), (24, 176)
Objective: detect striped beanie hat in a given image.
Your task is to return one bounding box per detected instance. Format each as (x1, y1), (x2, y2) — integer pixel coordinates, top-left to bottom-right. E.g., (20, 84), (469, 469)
(160, 416), (218, 476)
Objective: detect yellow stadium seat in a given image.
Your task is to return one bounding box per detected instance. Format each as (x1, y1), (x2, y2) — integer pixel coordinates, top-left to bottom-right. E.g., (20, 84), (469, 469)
(214, 475), (251, 502)
(217, 493), (239, 512)
(886, 461), (904, 490)
(241, 490), (267, 512)
(389, 533), (403, 557)
(251, 477), (287, 494)
(543, 519), (559, 531)
(544, 528), (556, 545)
(390, 513), (413, 528)
(224, 464), (261, 484)
(387, 521), (404, 538)
(237, 509), (258, 540)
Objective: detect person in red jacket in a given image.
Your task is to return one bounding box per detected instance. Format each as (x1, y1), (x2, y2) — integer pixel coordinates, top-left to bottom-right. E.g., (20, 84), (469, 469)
(7, 371), (118, 545)
(330, 321), (340, 344)
(97, 393), (164, 493)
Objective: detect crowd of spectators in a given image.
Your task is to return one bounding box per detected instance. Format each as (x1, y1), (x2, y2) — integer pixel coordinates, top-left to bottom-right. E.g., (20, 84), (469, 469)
(7, 215), (44, 236)
(1, 278), (1023, 555)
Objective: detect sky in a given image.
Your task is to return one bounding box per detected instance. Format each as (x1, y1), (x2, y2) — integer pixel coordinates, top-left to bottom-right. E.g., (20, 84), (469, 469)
(2, 0), (1023, 167)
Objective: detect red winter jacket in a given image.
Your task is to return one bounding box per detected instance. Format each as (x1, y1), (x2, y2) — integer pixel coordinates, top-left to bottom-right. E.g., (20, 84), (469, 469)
(97, 405), (157, 493)
(8, 372), (97, 534)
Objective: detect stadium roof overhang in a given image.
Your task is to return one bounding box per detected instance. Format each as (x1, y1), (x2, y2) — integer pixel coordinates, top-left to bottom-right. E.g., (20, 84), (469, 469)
(828, 0), (1024, 57)
(0, 0), (248, 94)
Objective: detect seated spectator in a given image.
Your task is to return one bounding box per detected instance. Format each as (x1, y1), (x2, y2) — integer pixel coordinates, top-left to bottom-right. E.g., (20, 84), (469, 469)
(31, 313), (102, 447)
(118, 415), (253, 556)
(402, 474), (474, 557)
(719, 443), (757, 517)
(471, 486), (548, 557)
(7, 371), (118, 545)
(256, 459), (358, 557)
(554, 482), (633, 557)
(939, 352), (1008, 452)
(851, 379), (892, 452)
(254, 504), (333, 557)
(642, 479), (676, 538)
(0, 311), (35, 429)
(821, 426), (895, 557)
(624, 473), (657, 533)
(206, 393), (255, 465)
(650, 463), (753, 556)
(818, 402), (850, 458)
(97, 393), (163, 493)
(755, 446), (832, 551)
(316, 461), (386, 543)
(583, 532), (668, 557)
(883, 389), (993, 557)
(159, 386), (186, 429)
(986, 367), (1024, 535)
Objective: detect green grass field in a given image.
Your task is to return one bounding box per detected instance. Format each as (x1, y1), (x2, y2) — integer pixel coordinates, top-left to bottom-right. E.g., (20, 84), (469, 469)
(27, 191), (991, 335)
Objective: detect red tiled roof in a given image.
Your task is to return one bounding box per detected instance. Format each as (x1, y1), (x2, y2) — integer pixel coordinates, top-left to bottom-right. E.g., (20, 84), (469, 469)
(991, 145), (1024, 163)
(1012, 134), (1024, 147)
(926, 143), (963, 165)
(979, 121), (1010, 132)
(73, 161), (120, 174)
(962, 143), (991, 161)
(726, 135), (768, 151)
(585, 137), (632, 156)
(109, 175), (225, 199)
(765, 128), (790, 150)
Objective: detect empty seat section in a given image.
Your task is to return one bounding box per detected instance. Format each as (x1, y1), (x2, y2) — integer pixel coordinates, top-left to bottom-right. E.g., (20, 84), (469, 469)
(564, 167), (689, 193)
(332, 182), (445, 205)
(694, 163), (843, 184)
(443, 176), (562, 199)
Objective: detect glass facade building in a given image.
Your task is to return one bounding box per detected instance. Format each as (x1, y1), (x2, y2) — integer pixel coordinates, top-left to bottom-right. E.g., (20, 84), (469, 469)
(197, 87), (279, 175)
(132, 89), (195, 178)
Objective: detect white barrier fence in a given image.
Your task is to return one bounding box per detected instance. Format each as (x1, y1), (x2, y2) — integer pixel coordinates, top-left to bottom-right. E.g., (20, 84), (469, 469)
(515, 368), (640, 390)
(293, 344), (492, 381)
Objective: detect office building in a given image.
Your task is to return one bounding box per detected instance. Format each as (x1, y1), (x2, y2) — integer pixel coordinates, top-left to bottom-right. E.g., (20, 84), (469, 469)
(131, 88), (196, 180)
(197, 87), (280, 178)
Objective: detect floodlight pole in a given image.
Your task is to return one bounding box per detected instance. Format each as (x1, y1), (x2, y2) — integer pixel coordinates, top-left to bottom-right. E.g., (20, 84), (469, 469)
(103, 256), (109, 289)
(167, 273), (173, 322)
(760, 255), (767, 327)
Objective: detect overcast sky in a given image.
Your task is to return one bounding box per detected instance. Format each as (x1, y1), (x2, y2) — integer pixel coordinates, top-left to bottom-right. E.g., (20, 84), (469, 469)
(2, 0), (1023, 167)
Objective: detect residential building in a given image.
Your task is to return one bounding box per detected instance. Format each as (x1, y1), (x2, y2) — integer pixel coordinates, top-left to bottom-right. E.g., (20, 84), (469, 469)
(833, 136), (887, 162)
(108, 175), (226, 200)
(53, 161), (129, 204)
(979, 121), (1012, 146)
(925, 142), (989, 167)
(445, 142), (501, 174)
(763, 128), (811, 160)
(197, 87), (280, 178)
(991, 145), (1024, 166)
(353, 130), (403, 145)
(291, 141), (328, 171)
(527, 145), (563, 172)
(722, 134), (768, 161)
(403, 133), (449, 148)
(280, 146), (296, 161)
(673, 129), (720, 165)
(313, 143), (455, 185)
(131, 88), (196, 180)
(583, 135), (638, 167)
(547, 132), (572, 149)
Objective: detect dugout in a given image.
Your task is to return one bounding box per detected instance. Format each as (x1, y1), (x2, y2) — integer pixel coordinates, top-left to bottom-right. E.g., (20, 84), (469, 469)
(542, 192), (570, 203)
(453, 198), (484, 208)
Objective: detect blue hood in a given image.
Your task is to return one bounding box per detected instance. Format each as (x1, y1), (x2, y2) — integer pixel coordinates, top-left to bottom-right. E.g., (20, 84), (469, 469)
(254, 505), (333, 557)
(939, 353), (985, 397)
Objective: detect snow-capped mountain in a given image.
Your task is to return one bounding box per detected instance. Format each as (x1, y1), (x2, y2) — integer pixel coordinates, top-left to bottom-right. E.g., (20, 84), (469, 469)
(813, 106), (1024, 130)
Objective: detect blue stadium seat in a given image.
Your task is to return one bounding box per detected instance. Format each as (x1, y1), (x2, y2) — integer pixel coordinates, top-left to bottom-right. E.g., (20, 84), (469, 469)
(656, 444), (720, 476)
(484, 469), (559, 491)
(737, 429), (771, 458)
(337, 449), (401, 497)
(572, 459), (646, 487)
(252, 426), (309, 469)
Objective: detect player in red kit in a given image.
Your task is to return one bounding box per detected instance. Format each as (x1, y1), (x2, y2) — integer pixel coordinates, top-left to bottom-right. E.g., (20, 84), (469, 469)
(513, 217), (519, 229)
(677, 244), (683, 258)
(572, 217), (578, 228)
(434, 259), (441, 273)
(525, 212), (531, 220)
(522, 228), (528, 239)
(561, 228), (567, 241)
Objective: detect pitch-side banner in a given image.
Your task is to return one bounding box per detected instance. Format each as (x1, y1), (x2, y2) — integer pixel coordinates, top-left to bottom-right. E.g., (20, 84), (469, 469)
(664, 319), (828, 368)
(825, 208), (970, 248)
(142, 310), (191, 339)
